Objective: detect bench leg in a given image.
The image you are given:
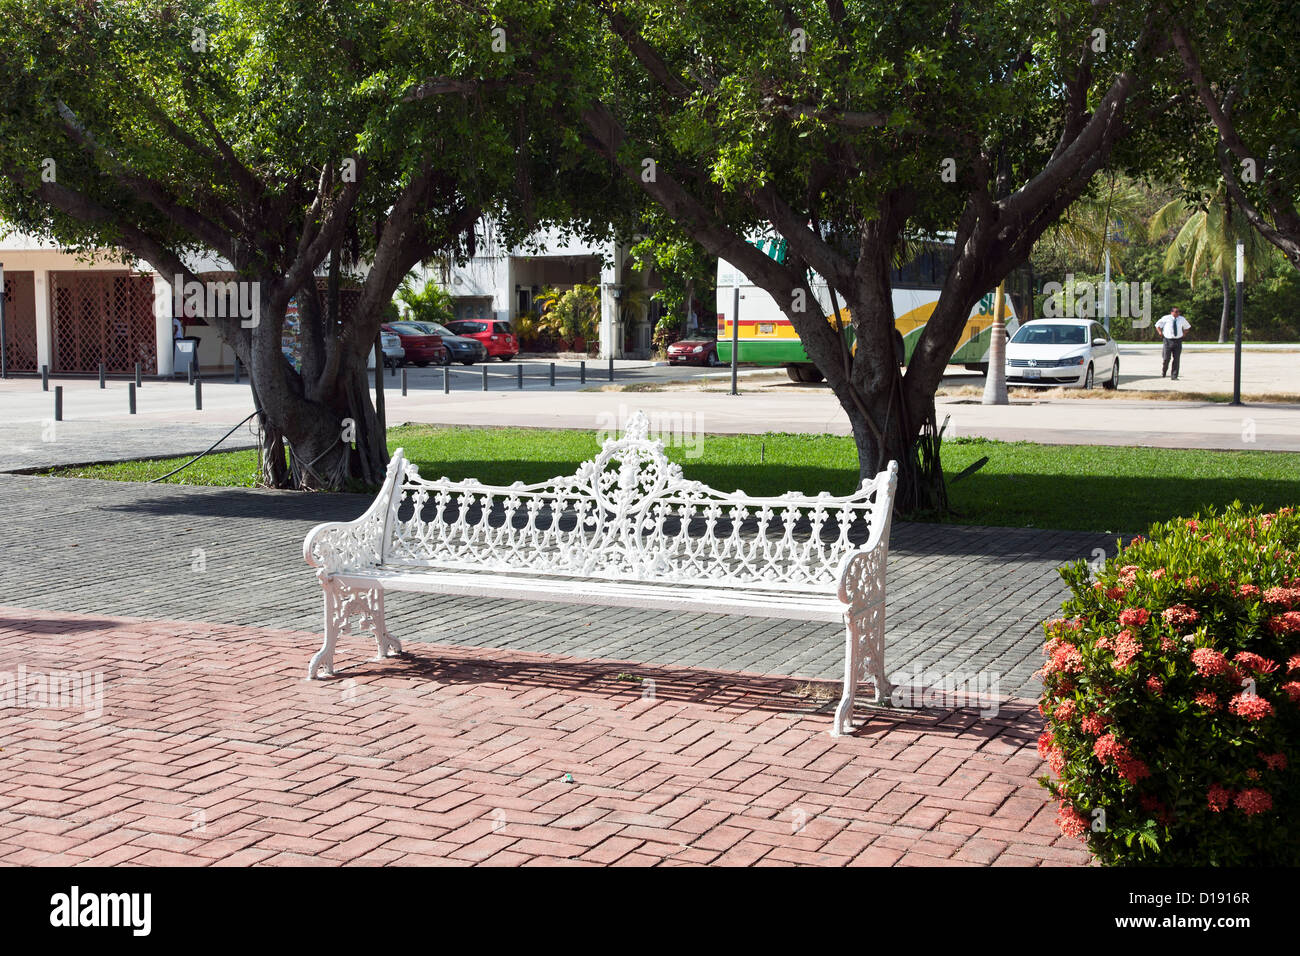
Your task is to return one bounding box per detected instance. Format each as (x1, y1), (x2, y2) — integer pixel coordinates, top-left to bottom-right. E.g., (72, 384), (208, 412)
(833, 602), (889, 736)
(308, 574), (399, 679)
(371, 588), (402, 661)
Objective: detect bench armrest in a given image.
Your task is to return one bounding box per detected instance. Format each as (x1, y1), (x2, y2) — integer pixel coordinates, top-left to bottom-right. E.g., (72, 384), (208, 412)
(303, 449), (408, 574)
(835, 460), (898, 608)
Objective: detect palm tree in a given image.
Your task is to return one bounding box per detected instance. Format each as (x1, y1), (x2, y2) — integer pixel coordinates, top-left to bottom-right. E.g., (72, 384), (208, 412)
(1039, 173), (1151, 273)
(1148, 182), (1278, 342)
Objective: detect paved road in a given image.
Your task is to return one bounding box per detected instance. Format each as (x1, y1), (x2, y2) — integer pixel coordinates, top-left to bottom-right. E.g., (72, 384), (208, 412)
(0, 474), (1113, 697)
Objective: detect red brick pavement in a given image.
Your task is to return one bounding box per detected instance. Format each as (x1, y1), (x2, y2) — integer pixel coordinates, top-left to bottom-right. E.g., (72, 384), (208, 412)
(0, 606), (1089, 866)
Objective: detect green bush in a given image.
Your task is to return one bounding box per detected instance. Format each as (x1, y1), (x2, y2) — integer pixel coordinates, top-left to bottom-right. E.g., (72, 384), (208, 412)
(1038, 503), (1300, 865)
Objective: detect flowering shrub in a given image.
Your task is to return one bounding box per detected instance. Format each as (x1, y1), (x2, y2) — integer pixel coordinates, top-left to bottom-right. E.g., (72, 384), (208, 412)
(1038, 504), (1300, 865)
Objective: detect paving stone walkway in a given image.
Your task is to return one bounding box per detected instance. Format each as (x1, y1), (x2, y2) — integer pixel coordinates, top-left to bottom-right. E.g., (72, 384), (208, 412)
(0, 608), (1088, 866)
(0, 474), (1116, 696)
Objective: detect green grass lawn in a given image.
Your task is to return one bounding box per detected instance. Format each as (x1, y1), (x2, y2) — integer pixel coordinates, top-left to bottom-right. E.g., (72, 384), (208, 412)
(43, 425), (1300, 534)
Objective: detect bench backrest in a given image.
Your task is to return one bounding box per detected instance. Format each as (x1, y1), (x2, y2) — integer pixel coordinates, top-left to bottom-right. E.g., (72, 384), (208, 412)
(378, 411), (897, 594)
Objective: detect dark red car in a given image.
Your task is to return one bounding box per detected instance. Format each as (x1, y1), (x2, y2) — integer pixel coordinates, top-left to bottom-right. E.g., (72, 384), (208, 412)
(666, 336), (721, 366)
(445, 319), (518, 361)
(382, 322), (449, 367)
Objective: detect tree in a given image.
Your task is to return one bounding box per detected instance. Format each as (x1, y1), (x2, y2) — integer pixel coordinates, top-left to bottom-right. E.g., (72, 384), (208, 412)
(569, 1), (1184, 509)
(1165, 9), (1300, 267)
(1148, 181), (1279, 341)
(0, 0), (554, 488)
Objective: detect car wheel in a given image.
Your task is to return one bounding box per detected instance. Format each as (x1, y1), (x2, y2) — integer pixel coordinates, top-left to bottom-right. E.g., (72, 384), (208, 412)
(461, 360), (475, 366)
(414, 360), (429, 368)
(500, 354), (513, 362)
(1083, 363), (1094, 389)
(706, 350), (720, 367)
(439, 352), (451, 366)
(1103, 359), (1119, 390)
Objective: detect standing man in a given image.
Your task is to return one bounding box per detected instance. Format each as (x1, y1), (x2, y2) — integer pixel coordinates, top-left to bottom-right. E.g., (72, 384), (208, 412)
(1156, 306), (1190, 380)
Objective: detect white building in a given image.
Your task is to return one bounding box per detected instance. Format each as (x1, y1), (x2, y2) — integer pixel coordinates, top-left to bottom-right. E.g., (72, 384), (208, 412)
(426, 226), (662, 359)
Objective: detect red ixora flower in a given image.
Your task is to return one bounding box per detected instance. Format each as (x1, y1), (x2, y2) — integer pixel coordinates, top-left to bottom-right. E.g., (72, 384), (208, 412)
(1093, 733), (1150, 783)
(1283, 682), (1300, 704)
(1194, 691), (1220, 710)
(1235, 584), (1261, 600)
(1228, 692), (1274, 721)
(1056, 802), (1090, 839)
(1042, 644), (1084, 677)
(1145, 675), (1163, 694)
(1162, 604), (1199, 628)
(1053, 699), (1078, 722)
(1139, 794), (1173, 825)
(1263, 587), (1300, 609)
(1207, 784), (1233, 812)
(1191, 647), (1231, 678)
(1267, 611), (1300, 636)
(1233, 651), (1279, 675)
(1182, 576), (1202, 590)
(1080, 713), (1111, 735)
(1234, 788), (1273, 815)
(1119, 607), (1151, 628)
(1113, 630), (1142, 669)
(1261, 752), (1287, 771)
(1105, 586), (1126, 601)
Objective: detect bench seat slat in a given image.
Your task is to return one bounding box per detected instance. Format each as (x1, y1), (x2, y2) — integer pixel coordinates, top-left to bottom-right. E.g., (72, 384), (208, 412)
(334, 568), (852, 623)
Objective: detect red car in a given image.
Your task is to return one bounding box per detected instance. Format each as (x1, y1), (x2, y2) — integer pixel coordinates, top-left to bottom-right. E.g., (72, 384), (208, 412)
(445, 319), (518, 361)
(382, 322), (448, 367)
(667, 336), (721, 366)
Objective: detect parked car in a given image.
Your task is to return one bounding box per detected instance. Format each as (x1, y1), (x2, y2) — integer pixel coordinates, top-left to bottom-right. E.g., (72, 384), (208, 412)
(1005, 319), (1120, 389)
(445, 319), (518, 361)
(381, 322), (448, 367)
(379, 330), (405, 368)
(409, 321), (489, 365)
(667, 335), (721, 367)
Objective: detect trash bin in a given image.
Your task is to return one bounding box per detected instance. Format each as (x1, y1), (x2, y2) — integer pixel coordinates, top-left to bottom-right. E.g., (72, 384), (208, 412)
(174, 336), (201, 377)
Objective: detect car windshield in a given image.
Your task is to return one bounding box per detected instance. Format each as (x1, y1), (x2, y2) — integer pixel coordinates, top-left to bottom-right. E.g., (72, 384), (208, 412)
(451, 321), (487, 333)
(1011, 324), (1086, 346)
(418, 322), (454, 336)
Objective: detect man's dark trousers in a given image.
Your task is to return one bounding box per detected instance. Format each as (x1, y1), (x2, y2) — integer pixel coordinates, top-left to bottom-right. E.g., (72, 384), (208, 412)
(1162, 338), (1183, 378)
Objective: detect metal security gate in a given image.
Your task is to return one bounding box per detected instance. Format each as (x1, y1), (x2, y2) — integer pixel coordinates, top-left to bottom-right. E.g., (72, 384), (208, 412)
(2, 271), (38, 372)
(50, 271), (157, 373)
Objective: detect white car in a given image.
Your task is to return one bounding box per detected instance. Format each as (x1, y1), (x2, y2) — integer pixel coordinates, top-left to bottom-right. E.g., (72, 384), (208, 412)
(1005, 319), (1120, 389)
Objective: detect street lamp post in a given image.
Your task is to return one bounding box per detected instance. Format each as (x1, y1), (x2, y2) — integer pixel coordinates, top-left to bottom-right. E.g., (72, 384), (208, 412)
(1232, 241), (1244, 406)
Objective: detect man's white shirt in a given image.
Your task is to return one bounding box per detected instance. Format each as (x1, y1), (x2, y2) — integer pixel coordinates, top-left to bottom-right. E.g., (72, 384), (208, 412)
(1157, 314), (1189, 339)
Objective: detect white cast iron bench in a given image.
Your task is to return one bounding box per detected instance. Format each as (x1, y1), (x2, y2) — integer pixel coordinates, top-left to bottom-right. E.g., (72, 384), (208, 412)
(302, 411), (898, 735)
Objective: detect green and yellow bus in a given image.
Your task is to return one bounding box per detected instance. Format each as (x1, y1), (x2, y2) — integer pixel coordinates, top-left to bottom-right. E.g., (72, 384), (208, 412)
(716, 238), (1025, 382)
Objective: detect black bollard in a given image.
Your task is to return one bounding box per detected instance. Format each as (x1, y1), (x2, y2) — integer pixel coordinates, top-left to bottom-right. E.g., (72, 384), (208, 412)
(549, 363), (555, 387)
(517, 364), (523, 389)
(135, 362), (142, 388)
(608, 356), (614, 382)
(98, 363), (105, 389)
(128, 382), (136, 415)
(41, 365), (49, 391)
(401, 368), (408, 396)
(195, 379), (202, 410)
(580, 360), (586, 384)
(54, 385), (62, 421)
(443, 367), (449, 394)
(482, 365), (488, 391)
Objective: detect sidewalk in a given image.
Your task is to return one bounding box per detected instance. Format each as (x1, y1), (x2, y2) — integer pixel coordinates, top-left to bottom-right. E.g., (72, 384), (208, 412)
(0, 607), (1087, 866)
